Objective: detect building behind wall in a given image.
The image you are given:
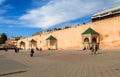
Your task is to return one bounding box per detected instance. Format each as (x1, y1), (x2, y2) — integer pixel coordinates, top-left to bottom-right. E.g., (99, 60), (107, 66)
(17, 6), (120, 50)
(5, 36), (24, 49)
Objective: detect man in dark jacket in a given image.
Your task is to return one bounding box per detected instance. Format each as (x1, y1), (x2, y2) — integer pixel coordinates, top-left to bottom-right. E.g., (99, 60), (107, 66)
(30, 48), (34, 57)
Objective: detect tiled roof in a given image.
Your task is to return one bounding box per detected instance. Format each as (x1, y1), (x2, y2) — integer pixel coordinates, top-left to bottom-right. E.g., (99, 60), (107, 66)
(46, 35), (57, 40)
(82, 28), (99, 35)
(30, 39), (36, 42)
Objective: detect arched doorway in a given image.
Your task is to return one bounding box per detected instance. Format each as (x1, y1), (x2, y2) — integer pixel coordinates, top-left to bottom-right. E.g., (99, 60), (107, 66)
(84, 38), (90, 49)
(84, 38), (89, 43)
(92, 38), (97, 43)
(92, 37), (99, 49)
(19, 41), (25, 49)
(46, 35), (57, 50)
(29, 39), (37, 49)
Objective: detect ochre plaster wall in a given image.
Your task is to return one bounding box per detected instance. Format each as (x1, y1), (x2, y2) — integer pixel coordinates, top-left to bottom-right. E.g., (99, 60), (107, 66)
(17, 16), (120, 50)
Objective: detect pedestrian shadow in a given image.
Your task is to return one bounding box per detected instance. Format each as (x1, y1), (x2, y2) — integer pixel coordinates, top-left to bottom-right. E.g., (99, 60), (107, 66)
(0, 70), (27, 76)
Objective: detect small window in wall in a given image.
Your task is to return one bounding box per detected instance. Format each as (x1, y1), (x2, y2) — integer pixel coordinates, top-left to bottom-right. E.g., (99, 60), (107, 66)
(40, 41), (41, 43)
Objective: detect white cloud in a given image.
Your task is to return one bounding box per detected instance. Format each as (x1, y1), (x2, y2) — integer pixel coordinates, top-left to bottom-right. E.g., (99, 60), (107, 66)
(20, 0), (120, 29)
(0, 0), (5, 5)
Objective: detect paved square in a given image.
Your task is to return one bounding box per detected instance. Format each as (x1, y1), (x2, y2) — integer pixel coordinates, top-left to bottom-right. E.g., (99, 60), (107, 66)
(0, 50), (120, 77)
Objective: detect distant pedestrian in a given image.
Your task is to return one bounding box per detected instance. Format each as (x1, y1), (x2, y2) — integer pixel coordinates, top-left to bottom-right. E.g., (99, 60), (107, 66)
(91, 43), (98, 54)
(94, 44), (98, 54)
(91, 43), (94, 54)
(14, 48), (17, 53)
(30, 48), (34, 57)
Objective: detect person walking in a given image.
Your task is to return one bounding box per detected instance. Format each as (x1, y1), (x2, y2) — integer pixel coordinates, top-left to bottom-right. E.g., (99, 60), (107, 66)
(14, 47), (17, 53)
(30, 48), (34, 57)
(91, 43), (95, 54)
(91, 43), (97, 54)
(94, 44), (98, 54)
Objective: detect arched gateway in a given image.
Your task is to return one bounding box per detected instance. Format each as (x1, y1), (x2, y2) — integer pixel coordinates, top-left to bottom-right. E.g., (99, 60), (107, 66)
(19, 41), (25, 49)
(81, 28), (99, 50)
(29, 39), (37, 49)
(46, 35), (57, 50)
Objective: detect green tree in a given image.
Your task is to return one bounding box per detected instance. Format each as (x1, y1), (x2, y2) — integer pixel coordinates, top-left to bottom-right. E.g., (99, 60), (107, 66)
(0, 33), (7, 44)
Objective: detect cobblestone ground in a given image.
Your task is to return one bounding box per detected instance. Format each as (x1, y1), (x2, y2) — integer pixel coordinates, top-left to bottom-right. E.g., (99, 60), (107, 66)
(0, 49), (120, 77)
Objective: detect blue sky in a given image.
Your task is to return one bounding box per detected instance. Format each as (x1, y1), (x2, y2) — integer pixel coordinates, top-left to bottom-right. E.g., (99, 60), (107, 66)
(0, 0), (120, 38)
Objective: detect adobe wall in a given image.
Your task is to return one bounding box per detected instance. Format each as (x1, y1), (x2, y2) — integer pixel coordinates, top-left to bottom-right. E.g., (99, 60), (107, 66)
(91, 16), (120, 49)
(17, 15), (120, 50)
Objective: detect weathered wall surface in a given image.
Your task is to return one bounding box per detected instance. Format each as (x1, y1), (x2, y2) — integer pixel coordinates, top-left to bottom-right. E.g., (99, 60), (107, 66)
(17, 16), (120, 50)
(90, 16), (120, 49)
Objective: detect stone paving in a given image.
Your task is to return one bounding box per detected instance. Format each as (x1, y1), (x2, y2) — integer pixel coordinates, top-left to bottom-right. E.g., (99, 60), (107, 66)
(0, 49), (120, 77)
